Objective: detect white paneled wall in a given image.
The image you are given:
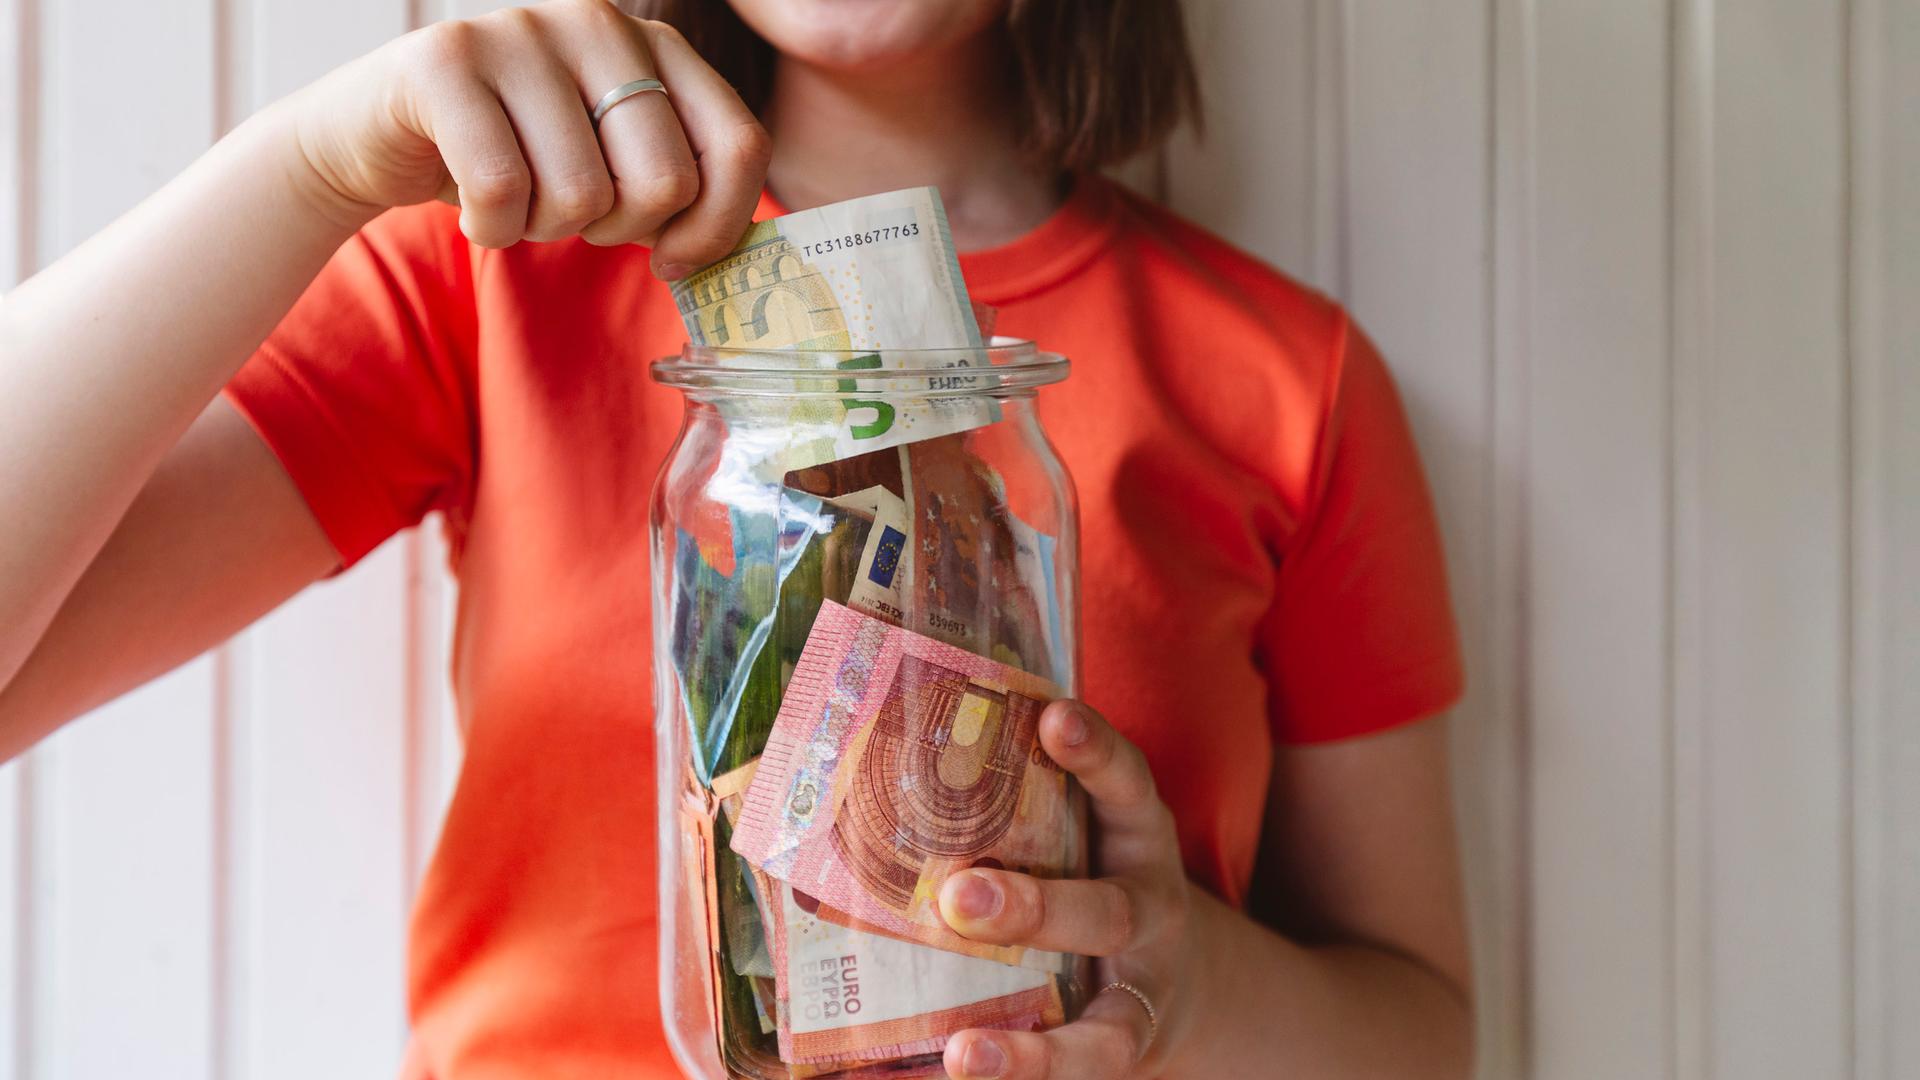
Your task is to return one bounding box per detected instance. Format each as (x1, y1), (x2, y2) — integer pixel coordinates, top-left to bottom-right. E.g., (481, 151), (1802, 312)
(2, 1), (1915, 1078)
(0, 3), (464, 1074)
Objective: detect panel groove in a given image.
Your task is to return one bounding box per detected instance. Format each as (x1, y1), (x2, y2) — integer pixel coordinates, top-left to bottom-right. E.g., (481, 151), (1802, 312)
(1318, 0), (1350, 300)
(1667, 1), (1713, 1077)
(1846, 0), (1894, 1075)
(9, 0), (38, 282)
(4, 1), (42, 1070)
(24, 748), (54, 1080)
(1836, 0), (1863, 1075)
(8, 765), (33, 1080)
(216, 631), (261, 1080)
(1487, 0), (1536, 1073)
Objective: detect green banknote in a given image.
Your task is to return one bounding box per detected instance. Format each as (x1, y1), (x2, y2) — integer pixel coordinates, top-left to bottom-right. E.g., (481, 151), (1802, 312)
(669, 187), (996, 472)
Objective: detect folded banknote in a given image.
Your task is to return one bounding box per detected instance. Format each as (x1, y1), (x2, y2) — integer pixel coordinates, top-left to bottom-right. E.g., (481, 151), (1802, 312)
(668, 187), (999, 473)
(729, 601), (1084, 969)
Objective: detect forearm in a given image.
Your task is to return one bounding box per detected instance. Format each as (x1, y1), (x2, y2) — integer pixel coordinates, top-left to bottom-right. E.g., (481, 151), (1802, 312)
(1167, 889), (1473, 1078)
(0, 103), (371, 687)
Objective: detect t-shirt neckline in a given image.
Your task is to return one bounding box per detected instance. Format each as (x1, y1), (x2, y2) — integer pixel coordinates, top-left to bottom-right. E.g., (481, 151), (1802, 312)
(753, 175), (1121, 307)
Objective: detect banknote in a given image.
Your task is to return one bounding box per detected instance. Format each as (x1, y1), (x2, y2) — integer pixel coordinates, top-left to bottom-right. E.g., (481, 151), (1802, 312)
(670, 187), (997, 472)
(684, 449), (919, 787)
(714, 759), (1062, 1070)
(900, 438), (1057, 680)
(830, 486), (910, 626)
(773, 881), (1061, 1066)
(729, 602), (1084, 968)
(787, 449), (915, 627)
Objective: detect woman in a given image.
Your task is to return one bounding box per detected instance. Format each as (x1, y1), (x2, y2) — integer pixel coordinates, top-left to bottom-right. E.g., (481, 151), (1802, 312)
(0, 0), (1473, 1076)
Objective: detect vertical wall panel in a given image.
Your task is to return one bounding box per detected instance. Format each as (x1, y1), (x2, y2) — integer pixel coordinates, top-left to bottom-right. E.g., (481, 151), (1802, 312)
(0, 767), (18, 1080)
(40, 671), (220, 1079)
(250, 0), (405, 103)
(1524, 1), (1674, 1076)
(0, 0), (30, 1073)
(1851, 2), (1920, 1079)
(235, 546), (412, 1079)
(30, 2), (223, 1077)
(0, 0), (25, 286)
(1687, 2), (1851, 1075)
(230, 1), (420, 1074)
(1165, 1), (1320, 281)
(1167, 5), (1520, 1078)
(1335, 8), (1518, 1080)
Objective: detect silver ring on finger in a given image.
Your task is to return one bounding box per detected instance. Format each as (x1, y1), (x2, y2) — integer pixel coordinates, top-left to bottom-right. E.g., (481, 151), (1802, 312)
(1100, 980), (1159, 1057)
(590, 78), (668, 129)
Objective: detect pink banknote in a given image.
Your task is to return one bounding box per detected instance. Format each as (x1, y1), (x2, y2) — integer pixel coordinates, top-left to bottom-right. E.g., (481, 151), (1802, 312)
(729, 601), (1085, 968)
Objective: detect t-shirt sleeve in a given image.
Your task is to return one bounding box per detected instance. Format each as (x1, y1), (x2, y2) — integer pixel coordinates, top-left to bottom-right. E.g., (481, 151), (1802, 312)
(1262, 314), (1465, 744)
(223, 203), (479, 570)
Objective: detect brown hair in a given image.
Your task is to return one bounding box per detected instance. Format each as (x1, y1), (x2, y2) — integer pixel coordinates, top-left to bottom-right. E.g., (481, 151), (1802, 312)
(627, 0), (1202, 174)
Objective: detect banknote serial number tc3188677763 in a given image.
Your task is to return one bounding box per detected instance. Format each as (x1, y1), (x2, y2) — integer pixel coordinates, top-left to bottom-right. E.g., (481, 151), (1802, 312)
(799, 223), (923, 259)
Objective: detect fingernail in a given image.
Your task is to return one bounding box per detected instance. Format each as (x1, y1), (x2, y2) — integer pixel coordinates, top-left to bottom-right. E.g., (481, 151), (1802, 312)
(1060, 705), (1090, 747)
(952, 873), (1003, 921)
(653, 262), (690, 280)
(962, 1037), (1007, 1078)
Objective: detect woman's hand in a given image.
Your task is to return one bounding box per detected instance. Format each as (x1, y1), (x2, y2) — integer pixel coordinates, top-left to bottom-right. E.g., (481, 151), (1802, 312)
(938, 700), (1203, 1079)
(284, 0), (769, 275)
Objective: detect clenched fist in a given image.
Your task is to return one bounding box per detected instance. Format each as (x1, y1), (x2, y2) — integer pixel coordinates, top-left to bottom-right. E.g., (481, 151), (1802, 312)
(285, 0), (769, 275)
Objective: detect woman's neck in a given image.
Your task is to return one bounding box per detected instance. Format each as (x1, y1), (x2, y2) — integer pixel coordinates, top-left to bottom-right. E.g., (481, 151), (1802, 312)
(761, 42), (1063, 251)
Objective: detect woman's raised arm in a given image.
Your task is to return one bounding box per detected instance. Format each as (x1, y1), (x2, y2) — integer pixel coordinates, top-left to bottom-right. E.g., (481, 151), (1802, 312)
(0, 0), (767, 755)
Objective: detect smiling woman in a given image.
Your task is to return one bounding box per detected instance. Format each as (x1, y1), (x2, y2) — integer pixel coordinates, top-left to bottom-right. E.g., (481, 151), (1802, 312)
(0, 1), (1474, 1078)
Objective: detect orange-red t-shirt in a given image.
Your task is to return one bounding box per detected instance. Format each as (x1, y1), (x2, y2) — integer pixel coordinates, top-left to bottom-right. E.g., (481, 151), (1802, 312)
(224, 176), (1463, 1078)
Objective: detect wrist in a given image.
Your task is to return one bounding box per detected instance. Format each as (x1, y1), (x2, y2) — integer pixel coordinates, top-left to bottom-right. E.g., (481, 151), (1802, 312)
(247, 97), (386, 238)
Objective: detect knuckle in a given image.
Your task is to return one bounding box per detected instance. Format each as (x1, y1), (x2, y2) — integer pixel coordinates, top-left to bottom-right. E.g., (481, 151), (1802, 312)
(565, 0), (627, 33)
(639, 17), (687, 49)
(462, 158), (531, 208)
(632, 163), (700, 217)
(724, 120), (773, 170)
(412, 18), (481, 70)
(1014, 875), (1049, 938)
(548, 173), (616, 221)
(486, 3), (539, 35)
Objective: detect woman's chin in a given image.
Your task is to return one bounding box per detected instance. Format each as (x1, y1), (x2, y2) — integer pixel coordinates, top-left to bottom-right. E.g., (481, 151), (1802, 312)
(725, 0), (1007, 72)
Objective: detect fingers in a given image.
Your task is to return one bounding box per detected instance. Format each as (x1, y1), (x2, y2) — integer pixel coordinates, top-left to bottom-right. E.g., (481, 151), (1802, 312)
(401, 0), (763, 256)
(481, 12), (616, 243)
(543, 2), (705, 249)
(939, 870), (1145, 957)
(943, 990), (1154, 1080)
(1039, 700), (1172, 843)
(412, 52), (533, 249)
(632, 20), (769, 274)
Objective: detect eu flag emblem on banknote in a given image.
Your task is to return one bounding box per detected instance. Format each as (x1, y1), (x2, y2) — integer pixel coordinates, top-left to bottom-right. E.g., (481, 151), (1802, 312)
(869, 527), (905, 588)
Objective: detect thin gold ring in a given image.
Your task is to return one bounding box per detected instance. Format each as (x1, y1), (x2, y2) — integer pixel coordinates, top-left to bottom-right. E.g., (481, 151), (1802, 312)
(590, 78), (667, 129)
(1100, 980), (1159, 1055)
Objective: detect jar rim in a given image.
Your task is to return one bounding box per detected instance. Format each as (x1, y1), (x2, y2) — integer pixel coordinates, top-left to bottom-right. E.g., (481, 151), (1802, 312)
(650, 337), (1069, 394)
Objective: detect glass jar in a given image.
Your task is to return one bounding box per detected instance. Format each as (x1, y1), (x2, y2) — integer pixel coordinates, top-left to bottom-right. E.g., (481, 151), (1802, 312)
(650, 341), (1088, 1079)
